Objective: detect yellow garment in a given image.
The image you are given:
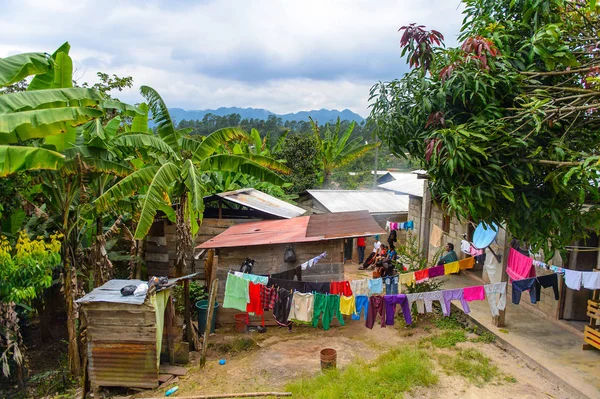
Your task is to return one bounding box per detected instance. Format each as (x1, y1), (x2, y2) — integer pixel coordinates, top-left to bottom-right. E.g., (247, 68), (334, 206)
(430, 224), (443, 247)
(400, 272), (415, 287)
(339, 295), (356, 315)
(459, 257), (475, 270)
(444, 261), (460, 275)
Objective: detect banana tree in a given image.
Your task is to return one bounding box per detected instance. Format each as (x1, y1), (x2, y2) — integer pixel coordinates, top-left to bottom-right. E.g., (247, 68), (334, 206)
(309, 116), (381, 186)
(96, 86), (291, 276)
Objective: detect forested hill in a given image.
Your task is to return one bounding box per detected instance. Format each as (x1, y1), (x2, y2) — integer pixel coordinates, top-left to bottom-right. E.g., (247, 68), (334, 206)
(167, 107), (364, 124)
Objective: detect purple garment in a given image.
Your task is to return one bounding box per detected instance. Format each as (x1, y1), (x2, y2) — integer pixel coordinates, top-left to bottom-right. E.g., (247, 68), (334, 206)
(428, 265), (445, 278)
(442, 289), (470, 316)
(384, 294), (412, 326)
(365, 296), (386, 329)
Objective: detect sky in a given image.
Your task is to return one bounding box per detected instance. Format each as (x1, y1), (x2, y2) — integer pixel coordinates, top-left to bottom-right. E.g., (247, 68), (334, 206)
(0, 0), (465, 117)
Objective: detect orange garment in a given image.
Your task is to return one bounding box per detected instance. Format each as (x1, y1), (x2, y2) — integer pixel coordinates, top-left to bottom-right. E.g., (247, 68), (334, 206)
(459, 257), (475, 270)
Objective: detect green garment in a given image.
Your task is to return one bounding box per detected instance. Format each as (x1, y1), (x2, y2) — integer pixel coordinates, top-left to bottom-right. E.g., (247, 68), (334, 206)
(152, 289), (171, 368)
(223, 274), (250, 311)
(312, 293), (345, 330)
(440, 250), (458, 264)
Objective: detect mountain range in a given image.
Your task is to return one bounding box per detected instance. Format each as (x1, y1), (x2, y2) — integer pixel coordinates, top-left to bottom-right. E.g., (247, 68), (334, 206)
(167, 107), (365, 124)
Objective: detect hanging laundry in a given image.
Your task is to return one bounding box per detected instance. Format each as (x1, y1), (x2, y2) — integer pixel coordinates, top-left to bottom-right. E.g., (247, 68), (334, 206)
(339, 295), (356, 316)
(564, 269), (582, 291)
(405, 292), (425, 314)
(383, 294), (412, 326)
(460, 240), (471, 254)
(312, 293), (345, 330)
(352, 295), (369, 320)
(384, 275), (399, 295)
(430, 224), (443, 247)
(484, 282), (507, 317)
(424, 291), (448, 314)
(405, 220), (414, 230)
(463, 286), (485, 302)
(582, 272), (600, 290)
(444, 261), (460, 275)
(271, 266), (303, 281)
(550, 265), (564, 274)
(469, 246), (484, 257)
(260, 285), (278, 311)
(267, 277), (307, 293)
(330, 280), (353, 296)
(428, 265), (445, 278)
(400, 272), (415, 287)
(442, 289), (470, 316)
(506, 248), (535, 281)
(535, 274), (559, 301)
(414, 269), (429, 283)
(223, 274), (250, 311)
(350, 279), (369, 296)
(300, 252), (327, 270)
(288, 292), (315, 322)
(365, 295), (386, 329)
(458, 257), (475, 270)
(273, 288), (293, 330)
(246, 282), (264, 315)
(472, 222), (499, 250)
(305, 281), (330, 294)
(386, 221), (391, 231)
(234, 272), (269, 285)
(512, 278), (537, 304)
(484, 247), (502, 284)
(368, 277), (383, 294)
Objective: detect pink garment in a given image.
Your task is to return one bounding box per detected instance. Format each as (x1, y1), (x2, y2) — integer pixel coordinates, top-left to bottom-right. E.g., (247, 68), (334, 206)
(469, 246), (484, 256)
(463, 286), (485, 302)
(506, 248), (535, 282)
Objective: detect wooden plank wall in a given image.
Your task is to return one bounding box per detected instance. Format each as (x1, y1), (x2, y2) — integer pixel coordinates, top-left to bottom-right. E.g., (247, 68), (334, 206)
(145, 218), (262, 278)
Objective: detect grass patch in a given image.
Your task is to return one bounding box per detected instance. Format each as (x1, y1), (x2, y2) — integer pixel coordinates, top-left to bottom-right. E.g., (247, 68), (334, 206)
(433, 314), (463, 330)
(470, 331), (496, 344)
(437, 348), (499, 387)
(286, 347), (438, 398)
(209, 337), (258, 355)
(420, 330), (467, 348)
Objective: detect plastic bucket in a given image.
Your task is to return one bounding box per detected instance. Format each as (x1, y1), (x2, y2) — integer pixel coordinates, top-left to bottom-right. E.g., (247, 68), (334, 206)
(196, 300), (219, 334)
(234, 313), (248, 333)
(320, 348), (337, 370)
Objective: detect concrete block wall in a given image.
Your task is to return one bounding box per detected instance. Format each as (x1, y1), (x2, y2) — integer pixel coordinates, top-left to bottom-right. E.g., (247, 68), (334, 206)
(428, 202), (469, 263)
(408, 196), (422, 244)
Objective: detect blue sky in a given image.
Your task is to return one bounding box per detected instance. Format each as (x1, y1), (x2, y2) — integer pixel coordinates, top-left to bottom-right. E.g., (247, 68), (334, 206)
(0, 0), (464, 116)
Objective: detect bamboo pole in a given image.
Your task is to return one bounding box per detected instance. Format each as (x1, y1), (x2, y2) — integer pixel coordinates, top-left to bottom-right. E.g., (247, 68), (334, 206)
(200, 278), (219, 367)
(145, 392), (291, 398)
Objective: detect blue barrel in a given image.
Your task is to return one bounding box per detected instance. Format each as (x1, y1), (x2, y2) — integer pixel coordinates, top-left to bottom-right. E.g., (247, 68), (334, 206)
(196, 300), (219, 334)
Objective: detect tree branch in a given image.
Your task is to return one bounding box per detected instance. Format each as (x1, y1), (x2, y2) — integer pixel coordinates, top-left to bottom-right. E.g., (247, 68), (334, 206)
(522, 159), (582, 167)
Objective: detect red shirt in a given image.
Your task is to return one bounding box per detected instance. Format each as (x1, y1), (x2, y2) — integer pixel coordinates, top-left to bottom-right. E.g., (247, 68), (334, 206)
(357, 237), (366, 247)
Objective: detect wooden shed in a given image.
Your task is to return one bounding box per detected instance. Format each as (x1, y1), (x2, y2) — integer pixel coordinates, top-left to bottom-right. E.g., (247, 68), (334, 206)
(197, 210), (385, 323)
(145, 188), (306, 279)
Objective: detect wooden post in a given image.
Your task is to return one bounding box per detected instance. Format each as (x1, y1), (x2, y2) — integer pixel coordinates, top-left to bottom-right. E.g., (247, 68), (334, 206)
(493, 228), (510, 327)
(200, 278), (219, 367)
(166, 296), (175, 364)
(420, 184), (432, 260)
(184, 279), (193, 350)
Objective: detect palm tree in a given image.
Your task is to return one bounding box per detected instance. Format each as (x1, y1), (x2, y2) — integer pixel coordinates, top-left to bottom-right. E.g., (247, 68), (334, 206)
(309, 117), (380, 186)
(96, 86), (290, 276)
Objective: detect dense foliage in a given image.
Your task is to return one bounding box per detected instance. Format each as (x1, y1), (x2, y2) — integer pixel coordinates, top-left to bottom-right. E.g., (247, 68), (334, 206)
(370, 0), (600, 254)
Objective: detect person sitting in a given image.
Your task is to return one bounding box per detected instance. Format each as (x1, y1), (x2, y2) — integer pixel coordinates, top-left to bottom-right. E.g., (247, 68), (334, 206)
(377, 246), (398, 277)
(438, 243), (458, 265)
(360, 235), (382, 270)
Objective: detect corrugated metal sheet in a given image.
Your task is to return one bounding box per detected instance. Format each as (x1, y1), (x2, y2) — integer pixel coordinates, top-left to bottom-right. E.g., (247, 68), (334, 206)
(307, 190), (409, 214)
(76, 279), (147, 305)
(197, 211), (386, 249)
(212, 188), (306, 219)
(88, 342), (158, 388)
(378, 173), (426, 197)
(306, 210), (386, 239)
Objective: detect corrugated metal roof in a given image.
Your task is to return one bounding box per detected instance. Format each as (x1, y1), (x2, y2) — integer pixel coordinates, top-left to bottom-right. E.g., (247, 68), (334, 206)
(197, 211), (385, 249)
(306, 190), (409, 214)
(76, 279), (147, 305)
(306, 211), (386, 239)
(378, 173), (426, 197)
(209, 188), (306, 219)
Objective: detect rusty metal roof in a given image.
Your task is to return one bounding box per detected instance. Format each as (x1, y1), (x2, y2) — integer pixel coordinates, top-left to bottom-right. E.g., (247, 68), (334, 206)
(197, 210), (385, 249)
(205, 188), (306, 219)
(306, 190), (409, 214)
(306, 210), (386, 239)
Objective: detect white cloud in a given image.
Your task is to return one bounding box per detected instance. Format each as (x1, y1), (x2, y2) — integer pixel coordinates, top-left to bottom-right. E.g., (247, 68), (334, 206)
(0, 0), (465, 115)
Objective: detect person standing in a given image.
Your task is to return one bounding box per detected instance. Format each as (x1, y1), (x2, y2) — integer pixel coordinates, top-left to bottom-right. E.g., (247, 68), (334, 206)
(357, 236), (366, 264)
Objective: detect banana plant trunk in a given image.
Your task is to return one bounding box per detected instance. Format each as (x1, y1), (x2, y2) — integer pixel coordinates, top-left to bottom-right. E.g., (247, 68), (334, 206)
(175, 194), (193, 278)
(63, 245), (81, 377)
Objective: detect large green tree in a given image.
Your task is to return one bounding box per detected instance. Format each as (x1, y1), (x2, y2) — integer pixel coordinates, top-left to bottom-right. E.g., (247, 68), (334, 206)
(369, 0), (600, 254)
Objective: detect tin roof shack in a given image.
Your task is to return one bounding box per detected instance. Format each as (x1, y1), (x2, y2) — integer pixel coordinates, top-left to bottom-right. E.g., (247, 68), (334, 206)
(198, 210), (385, 324)
(298, 190), (409, 262)
(76, 276), (196, 392)
(145, 188), (306, 278)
